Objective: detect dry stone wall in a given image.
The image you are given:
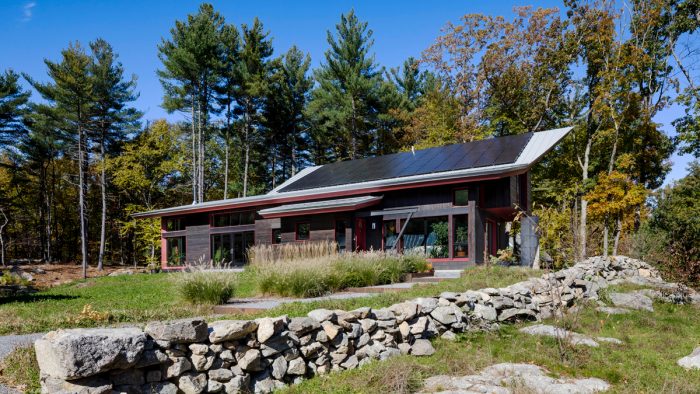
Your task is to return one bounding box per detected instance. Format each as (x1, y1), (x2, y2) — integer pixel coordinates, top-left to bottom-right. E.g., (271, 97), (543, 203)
(34, 256), (697, 394)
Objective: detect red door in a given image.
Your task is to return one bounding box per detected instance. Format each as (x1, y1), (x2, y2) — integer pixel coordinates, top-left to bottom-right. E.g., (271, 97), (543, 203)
(354, 218), (366, 251)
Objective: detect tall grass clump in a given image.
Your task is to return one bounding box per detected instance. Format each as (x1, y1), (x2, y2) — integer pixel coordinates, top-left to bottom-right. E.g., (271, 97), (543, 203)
(251, 242), (429, 298)
(174, 265), (238, 305)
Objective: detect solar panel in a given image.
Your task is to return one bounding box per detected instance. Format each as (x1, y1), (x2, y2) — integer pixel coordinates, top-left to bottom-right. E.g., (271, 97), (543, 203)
(278, 133), (534, 192)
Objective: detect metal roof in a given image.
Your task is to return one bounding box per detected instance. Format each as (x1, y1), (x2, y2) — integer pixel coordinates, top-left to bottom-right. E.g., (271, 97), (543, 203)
(258, 195), (383, 218)
(133, 127), (571, 218)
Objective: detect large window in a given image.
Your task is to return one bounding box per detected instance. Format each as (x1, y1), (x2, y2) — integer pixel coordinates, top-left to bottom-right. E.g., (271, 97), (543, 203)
(400, 216), (448, 258)
(296, 222), (310, 241)
(211, 231), (254, 265)
(165, 218), (184, 231)
(453, 215), (468, 258)
(335, 220), (349, 251)
(212, 211), (255, 227)
(166, 237), (186, 266)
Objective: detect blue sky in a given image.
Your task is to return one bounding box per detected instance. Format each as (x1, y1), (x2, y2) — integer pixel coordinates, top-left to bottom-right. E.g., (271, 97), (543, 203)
(0, 0), (693, 185)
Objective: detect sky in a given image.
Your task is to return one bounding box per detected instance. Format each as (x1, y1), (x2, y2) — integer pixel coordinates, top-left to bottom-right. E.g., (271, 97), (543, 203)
(0, 0), (694, 186)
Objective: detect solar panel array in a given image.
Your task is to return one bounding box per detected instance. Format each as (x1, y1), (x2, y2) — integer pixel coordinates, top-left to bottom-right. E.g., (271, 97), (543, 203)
(278, 132), (534, 193)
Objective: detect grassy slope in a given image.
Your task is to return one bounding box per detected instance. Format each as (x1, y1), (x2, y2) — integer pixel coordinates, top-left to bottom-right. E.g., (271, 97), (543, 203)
(286, 298), (700, 393)
(0, 266), (536, 335)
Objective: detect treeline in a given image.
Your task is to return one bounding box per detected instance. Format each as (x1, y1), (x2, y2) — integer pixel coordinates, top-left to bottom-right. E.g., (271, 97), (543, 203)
(0, 1), (699, 281)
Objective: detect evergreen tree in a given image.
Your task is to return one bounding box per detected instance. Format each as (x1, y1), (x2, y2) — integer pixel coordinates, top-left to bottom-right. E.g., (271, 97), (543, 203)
(0, 70), (30, 148)
(236, 18), (273, 196)
(27, 42), (94, 278)
(89, 38), (141, 270)
(306, 10), (384, 163)
(264, 46), (312, 186)
(158, 3), (225, 203)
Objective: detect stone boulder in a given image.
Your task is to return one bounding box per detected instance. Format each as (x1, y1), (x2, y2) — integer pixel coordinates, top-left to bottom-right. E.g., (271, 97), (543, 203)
(145, 319), (208, 344)
(678, 347), (700, 370)
(609, 292), (654, 312)
(35, 327), (146, 380)
(208, 320), (258, 343)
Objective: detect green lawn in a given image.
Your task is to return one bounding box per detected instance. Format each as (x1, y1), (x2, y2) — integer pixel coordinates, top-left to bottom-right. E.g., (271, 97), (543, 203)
(0, 265), (536, 335)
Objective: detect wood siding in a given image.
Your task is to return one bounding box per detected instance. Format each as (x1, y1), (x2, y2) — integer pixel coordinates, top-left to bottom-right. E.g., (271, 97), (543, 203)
(186, 225), (210, 262)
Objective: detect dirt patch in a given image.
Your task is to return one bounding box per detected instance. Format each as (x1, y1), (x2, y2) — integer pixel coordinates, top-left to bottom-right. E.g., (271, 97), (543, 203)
(1, 264), (145, 289)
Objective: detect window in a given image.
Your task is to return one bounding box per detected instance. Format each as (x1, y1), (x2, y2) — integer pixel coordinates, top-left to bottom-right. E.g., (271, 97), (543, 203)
(453, 215), (468, 257)
(296, 222), (310, 241)
(211, 231), (254, 265)
(166, 237), (186, 265)
(335, 221), (349, 251)
(212, 211), (256, 227)
(165, 218), (184, 231)
(383, 220), (398, 249)
(400, 216), (448, 257)
(453, 189), (469, 206)
(272, 229), (282, 244)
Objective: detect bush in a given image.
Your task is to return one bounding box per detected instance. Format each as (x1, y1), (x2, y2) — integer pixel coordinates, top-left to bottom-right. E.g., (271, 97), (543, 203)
(253, 250), (429, 298)
(0, 271), (30, 286)
(175, 270), (237, 305)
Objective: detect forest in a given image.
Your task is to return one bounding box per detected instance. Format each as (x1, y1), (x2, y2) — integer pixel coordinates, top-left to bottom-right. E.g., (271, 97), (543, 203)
(0, 0), (699, 284)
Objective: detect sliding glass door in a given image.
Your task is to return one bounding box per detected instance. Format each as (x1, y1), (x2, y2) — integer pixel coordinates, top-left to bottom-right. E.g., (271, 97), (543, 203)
(211, 231), (254, 266)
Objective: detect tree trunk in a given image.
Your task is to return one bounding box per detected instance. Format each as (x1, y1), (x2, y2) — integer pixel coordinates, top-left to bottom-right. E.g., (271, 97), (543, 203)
(224, 102), (231, 200)
(602, 216), (609, 258)
(243, 110), (250, 197)
(579, 137), (592, 261)
(78, 123), (89, 279)
(612, 215), (622, 256)
(0, 208), (7, 267)
(191, 98), (198, 204)
(98, 134), (107, 271)
(197, 98), (204, 203)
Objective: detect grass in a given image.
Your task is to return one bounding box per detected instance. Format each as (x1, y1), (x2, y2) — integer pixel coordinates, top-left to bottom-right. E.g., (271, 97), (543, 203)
(285, 298), (700, 393)
(0, 346), (39, 394)
(175, 269), (239, 305)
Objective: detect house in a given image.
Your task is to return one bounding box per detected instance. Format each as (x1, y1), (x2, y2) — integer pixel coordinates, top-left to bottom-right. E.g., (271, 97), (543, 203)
(133, 127), (571, 270)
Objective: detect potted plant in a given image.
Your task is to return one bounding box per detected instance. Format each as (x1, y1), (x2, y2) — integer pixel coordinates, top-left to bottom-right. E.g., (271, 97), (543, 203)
(455, 226), (468, 257)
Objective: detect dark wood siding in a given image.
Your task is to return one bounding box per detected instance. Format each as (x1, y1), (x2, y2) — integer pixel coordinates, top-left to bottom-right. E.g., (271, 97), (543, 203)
(254, 218), (280, 245)
(186, 225), (210, 262)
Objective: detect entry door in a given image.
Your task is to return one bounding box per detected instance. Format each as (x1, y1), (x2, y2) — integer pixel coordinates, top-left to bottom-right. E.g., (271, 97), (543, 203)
(366, 217), (383, 251)
(354, 218), (366, 251)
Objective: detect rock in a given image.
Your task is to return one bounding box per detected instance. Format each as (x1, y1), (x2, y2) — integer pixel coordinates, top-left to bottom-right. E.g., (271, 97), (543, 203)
(271, 356), (288, 379)
(321, 321), (340, 341)
(596, 306), (630, 315)
(207, 380), (224, 393)
(178, 372), (208, 394)
(472, 304), (497, 321)
(359, 318), (378, 333)
(237, 349), (264, 371)
(596, 337), (624, 345)
(678, 347), (700, 370)
(498, 308), (537, 322)
(308, 308), (336, 322)
(287, 357), (307, 375)
(35, 327), (146, 380)
(609, 292), (654, 312)
(191, 353), (215, 371)
(189, 343), (209, 355)
(134, 349), (168, 368)
(389, 301), (420, 323)
(223, 374), (250, 393)
(110, 369), (144, 386)
(165, 357), (192, 378)
(441, 331), (457, 341)
(40, 375), (112, 394)
(288, 317), (320, 336)
(141, 381), (179, 394)
(208, 320), (258, 343)
(341, 355), (359, 369)
(419, 363), (610, 394)
(411, 339), (435, 356)
(256, 316), (287, 343)
(430, 305), (463, 326)
(145, 319), (208, 343)
(519, 324), (599, 347)
(209, 368), (234, 382)
(414, 297), (439, 313)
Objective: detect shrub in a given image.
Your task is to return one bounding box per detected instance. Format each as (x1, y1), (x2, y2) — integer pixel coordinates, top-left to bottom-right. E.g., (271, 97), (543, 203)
(0, 271), (30, 286)
(175, 270), (237, 305)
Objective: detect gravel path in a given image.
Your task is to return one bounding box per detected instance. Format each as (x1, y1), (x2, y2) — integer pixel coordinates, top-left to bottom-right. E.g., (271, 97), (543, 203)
(0, 333), (43, 394)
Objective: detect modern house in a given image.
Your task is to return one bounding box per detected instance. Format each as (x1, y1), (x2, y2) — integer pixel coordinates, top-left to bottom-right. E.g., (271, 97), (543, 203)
(134, 127), (571, 270)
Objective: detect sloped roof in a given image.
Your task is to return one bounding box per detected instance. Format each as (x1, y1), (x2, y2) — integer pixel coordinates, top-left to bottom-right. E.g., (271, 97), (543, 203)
(258, 195), (383, 218)
(133, 127), (571, 218)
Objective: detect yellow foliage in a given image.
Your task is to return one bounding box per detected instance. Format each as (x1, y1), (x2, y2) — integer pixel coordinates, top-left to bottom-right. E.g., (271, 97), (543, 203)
(585, 171), (646, 220)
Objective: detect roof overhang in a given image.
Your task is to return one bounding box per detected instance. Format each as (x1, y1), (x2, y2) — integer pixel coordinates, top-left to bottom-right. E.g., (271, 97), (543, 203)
(133, 127), (571, 219)
(257, 195), (383, 219)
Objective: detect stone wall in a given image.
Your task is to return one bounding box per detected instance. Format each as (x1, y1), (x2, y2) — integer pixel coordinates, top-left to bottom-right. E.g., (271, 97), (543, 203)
(34, 256), (697, 394)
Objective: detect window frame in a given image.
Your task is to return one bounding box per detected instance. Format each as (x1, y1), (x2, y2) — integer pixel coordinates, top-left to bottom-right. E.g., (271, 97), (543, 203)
(164, 217), (185, 232)
(452, 187), (469, 207)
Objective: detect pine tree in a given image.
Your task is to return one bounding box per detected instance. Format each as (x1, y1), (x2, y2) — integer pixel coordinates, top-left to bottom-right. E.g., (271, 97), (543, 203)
(236, 18), (273, 196)
(306, 10), (384, 163)
(264, 46), (312, 186)
(0, 70), (30, 147)
(27, 42), (94, 278)
(158, 3), (225, 203)
(89, 38), (141, 270)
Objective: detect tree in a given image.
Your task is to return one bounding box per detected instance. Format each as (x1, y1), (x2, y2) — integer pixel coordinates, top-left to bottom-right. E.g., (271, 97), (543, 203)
(28, 42), (94, 278)
(264, 46), (312, 186)
(306, 10), (384, 163)
(216, 23), (241, 199)
(158, 3), (225, 203)
(0, 69), (30, 148)
(236, 17), (273, 196)
(89, 38), (141, 270)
